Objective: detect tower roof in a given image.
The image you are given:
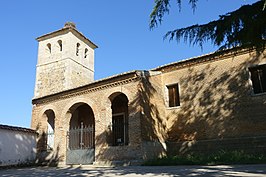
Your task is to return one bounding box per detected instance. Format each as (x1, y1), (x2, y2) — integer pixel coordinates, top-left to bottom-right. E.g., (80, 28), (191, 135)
(36, 22), (98, 49)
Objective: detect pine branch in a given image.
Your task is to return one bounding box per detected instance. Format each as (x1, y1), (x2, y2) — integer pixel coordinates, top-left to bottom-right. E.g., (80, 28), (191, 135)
(164, 1), (266, 49)
(150, 0), (171, 29)
(150, 0), (198, 29)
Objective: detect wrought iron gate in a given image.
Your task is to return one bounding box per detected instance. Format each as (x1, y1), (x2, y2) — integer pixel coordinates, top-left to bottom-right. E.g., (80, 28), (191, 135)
(66, 123), (95, 164)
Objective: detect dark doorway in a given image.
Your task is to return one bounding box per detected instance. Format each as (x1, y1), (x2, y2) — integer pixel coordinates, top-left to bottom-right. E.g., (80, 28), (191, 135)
(67, 103), (95, 164)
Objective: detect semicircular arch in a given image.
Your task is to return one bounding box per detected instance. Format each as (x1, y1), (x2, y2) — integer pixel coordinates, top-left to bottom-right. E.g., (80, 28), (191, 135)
(104, 86), (131, 106)
(38, 105), (57, 120)
(61, 97), (98, 129)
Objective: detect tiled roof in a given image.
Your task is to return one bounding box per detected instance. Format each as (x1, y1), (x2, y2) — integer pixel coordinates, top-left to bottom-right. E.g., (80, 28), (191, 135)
(0, 124), (37, 134)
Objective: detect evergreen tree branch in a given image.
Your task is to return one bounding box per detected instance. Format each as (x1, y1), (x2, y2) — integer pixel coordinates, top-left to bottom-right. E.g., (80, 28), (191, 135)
(164, 1), (266, 49)
(150, 0), (198, 29)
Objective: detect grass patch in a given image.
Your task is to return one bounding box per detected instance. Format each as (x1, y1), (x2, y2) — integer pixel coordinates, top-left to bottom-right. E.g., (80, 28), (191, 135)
(143, 150), (266, 166)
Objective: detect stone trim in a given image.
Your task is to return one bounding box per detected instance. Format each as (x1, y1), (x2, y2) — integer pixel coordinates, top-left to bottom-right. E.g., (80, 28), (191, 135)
(32, 73), (141, 105)
(36, 57), (94, 72)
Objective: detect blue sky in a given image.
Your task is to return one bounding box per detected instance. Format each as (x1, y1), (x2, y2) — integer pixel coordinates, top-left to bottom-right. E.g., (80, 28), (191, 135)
(0, 0), (257, 128)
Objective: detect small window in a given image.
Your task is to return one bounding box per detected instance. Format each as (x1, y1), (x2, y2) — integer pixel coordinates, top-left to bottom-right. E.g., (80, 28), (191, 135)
(58, 40), (62, 51)
(112, 114), (127, 146)
(76, 43), (80, 56)
(84, 48), (88, 58)
(249, 64), (266, 94)
(167, 84), (180, 107)
(47, 43), (51, 53)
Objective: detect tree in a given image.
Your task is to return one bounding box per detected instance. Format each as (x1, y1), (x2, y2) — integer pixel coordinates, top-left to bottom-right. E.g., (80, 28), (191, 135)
(150, 0), (266, 50)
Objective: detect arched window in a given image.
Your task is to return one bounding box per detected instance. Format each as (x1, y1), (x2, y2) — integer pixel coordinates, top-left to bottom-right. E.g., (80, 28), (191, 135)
(84, 48), (88, 58)
(76, 43), (80, 56)
(58, 40), (62, 51)
(42, 110), (55, 150)
(110, 93), (129, 146)
(47, 43), (51, 53)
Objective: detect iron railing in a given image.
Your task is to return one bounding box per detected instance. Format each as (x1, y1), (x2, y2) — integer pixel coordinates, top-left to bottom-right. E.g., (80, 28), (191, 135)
(68, 123), (94, 150)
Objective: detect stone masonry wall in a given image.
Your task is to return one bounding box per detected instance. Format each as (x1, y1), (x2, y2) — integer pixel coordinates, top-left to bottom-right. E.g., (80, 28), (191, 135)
(34, 31), (94, 98)
(138, 71), (168, 160)
(31, 77), (143, 165)
(155, 48), (266, 155)
(35, 61), (66, 98)
(31, 46), (266, 164)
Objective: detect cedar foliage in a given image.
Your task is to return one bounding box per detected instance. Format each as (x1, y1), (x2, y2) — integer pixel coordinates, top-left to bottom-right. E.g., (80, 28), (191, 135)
(150, 0), (266, 50)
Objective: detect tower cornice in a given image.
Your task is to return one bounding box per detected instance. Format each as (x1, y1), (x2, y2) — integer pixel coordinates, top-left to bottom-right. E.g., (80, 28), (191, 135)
(36, 23), (98, 49)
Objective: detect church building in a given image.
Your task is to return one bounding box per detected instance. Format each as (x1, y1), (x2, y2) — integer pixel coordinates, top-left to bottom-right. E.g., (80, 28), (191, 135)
(31, 22), (266, 165)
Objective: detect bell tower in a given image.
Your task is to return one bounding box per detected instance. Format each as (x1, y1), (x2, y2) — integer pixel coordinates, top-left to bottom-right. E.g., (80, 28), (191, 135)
(34, 22), (97, 98)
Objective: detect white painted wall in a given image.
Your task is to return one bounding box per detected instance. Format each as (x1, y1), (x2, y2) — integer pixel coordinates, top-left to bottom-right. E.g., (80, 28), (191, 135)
(0, 128), (37, 166)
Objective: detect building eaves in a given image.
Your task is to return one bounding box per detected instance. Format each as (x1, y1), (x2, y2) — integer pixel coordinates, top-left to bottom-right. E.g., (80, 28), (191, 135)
(32, 70), (143, 104)
(151, 45), (256, 72)
(0, 124), (37, 134)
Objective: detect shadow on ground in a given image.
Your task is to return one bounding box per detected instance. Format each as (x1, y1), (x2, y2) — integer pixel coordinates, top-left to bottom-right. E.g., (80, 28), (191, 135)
(1, 164), (266, 177)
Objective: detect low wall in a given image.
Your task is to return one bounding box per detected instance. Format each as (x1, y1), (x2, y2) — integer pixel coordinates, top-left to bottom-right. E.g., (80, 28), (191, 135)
(166, 136), (266, 156)
(0, 124), (37, 166)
